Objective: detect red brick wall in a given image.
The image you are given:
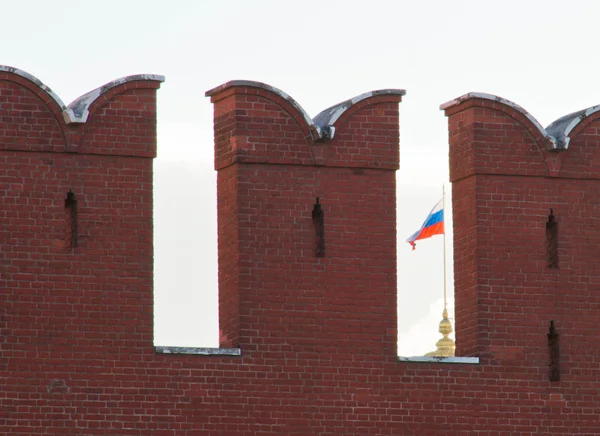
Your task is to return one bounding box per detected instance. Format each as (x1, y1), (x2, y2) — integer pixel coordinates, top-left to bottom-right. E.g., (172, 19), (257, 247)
(5, 70), (600, 434)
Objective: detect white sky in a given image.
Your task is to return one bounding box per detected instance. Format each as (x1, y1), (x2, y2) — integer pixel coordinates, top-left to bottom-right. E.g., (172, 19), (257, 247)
(3, 0), (599, 356)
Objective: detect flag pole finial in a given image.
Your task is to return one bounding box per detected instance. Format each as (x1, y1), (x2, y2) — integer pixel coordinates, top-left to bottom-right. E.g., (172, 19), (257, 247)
(425, 307), (455, 357)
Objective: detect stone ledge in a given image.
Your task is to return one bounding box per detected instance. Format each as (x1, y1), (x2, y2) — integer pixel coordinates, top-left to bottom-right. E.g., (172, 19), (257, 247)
(155, 346), (241, 356)
(398, 356), (479, 364)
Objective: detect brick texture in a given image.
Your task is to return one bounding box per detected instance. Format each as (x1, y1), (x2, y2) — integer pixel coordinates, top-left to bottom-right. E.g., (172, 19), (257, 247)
(5, 70), (600, 434)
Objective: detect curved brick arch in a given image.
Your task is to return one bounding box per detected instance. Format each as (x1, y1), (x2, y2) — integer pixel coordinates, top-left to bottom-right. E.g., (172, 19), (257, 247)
(316, 94), (404, 169)
(442, 93), (551, 179)
(206, 81), (324, 168)
(206, 80), (321, 142)
(546, 104), (600, 149)
(77, 80), (164, 157)
(66, 74), (164, 124)
(557, 112), (600, 178)
(0, 66), (69, 116)
(442, 93), (555, 150)
(0, 66), (69, 151)
(313, 90), (405, 139)
(557, 107), (600, 142)
(442, 93), (552, 142)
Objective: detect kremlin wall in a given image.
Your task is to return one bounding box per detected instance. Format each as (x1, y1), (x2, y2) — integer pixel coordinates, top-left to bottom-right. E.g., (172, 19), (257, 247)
(2, 66), (600, 434)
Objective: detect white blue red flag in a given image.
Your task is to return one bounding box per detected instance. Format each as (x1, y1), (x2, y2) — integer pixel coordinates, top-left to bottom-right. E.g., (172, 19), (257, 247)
(406, 199), (444, 250)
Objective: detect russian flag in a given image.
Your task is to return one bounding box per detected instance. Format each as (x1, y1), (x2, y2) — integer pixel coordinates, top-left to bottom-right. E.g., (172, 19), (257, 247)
(406, 199), (444, 250)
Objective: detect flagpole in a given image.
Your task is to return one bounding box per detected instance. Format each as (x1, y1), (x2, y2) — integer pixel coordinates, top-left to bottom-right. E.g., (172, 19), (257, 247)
(443, 184), (447, 310)
(425, 184), (455, 357)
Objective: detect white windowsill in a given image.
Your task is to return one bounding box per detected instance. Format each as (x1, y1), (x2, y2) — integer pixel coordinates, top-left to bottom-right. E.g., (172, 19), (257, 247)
(155, 346), (241, 356)
(398, 356), (479, 364)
